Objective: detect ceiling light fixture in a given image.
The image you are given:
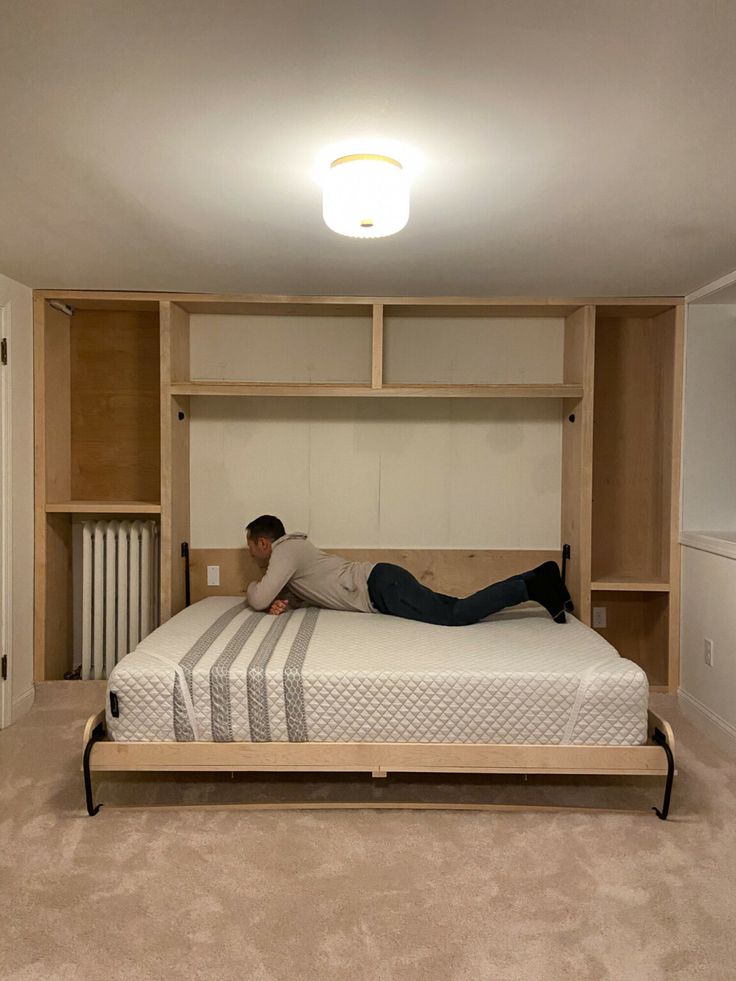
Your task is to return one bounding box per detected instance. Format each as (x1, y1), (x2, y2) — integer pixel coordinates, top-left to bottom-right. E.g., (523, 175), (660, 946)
(322, 152), (410, 239)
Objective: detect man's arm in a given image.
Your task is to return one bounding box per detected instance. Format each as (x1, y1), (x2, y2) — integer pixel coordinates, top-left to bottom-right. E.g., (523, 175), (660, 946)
(246, 549), (297, 611)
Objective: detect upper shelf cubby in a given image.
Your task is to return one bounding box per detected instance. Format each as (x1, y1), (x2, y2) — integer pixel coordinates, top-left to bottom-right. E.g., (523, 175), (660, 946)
(382, 304), (568, 387)
(39, 300), (161, 507)
(167, 298), (588, 398)
(188, 303), (373, 386)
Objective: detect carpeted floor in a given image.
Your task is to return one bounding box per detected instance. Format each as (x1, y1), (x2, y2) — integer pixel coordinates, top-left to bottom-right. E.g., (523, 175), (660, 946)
(1, 683), (734, 981)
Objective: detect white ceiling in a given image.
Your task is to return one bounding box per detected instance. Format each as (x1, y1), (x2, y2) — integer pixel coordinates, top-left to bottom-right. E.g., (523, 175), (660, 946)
(2, 0), (736, 297)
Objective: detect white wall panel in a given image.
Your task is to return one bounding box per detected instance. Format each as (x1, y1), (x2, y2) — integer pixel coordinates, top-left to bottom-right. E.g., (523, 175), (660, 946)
(190, 398), (563, 550)
(190, 314), (565, 550)
(680, 546), (736, 745)
(682, 304), (736, 531)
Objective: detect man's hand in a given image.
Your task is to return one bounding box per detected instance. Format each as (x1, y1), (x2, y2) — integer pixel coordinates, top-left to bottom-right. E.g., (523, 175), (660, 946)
(268, 599), (289, 616)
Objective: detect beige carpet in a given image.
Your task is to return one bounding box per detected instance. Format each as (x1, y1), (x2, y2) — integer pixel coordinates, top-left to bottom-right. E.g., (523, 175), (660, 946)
(1, 683), (734, 981)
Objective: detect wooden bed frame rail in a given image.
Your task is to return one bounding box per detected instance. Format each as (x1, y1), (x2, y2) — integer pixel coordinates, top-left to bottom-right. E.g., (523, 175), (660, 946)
(82, 709), (676, 819)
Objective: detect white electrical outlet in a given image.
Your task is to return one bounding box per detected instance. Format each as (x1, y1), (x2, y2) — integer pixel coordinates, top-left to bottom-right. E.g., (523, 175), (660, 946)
(704, 638), (714, 667)
(592, 606), (607, 629)
(207, 565), (220, 586)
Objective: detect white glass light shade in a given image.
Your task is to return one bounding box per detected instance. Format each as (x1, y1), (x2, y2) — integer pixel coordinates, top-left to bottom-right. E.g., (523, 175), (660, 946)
(322, 154), (410, 238)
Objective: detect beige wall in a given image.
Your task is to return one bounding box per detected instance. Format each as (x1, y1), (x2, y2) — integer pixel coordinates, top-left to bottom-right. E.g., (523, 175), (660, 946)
(0, 272), (34, 723)
(189, 316), (565, 551)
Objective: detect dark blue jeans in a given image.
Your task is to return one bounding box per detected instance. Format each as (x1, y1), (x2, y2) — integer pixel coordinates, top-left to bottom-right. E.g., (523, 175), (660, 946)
(367, 562), (528, 627)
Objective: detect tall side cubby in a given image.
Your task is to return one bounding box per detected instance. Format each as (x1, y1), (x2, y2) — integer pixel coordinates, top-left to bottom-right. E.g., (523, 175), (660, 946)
(590, 306), (684, 688)
(33, 298), (162, 680)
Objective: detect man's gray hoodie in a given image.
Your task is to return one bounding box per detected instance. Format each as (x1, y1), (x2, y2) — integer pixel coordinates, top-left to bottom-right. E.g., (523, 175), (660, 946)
(246, 533), (375, 614)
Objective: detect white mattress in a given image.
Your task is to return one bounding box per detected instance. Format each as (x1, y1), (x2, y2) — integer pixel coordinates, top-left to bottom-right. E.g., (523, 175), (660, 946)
(106, 597), (649, 745)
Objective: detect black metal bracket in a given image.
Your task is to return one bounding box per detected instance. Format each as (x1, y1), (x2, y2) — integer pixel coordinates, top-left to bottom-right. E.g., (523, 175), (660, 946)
(651, 726), (675, 820)
(181, 541), (191, 607)
(83, 722), (105, 816)
(561, 543), (571, 586)
(560, 544), (575, 612)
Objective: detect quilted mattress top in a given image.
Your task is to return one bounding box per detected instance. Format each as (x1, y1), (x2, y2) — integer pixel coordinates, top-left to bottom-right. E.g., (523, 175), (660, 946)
(106, 597), (649, 745)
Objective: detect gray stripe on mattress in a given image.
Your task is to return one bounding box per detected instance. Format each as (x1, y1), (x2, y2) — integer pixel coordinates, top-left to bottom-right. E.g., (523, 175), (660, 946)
(209, 611), (266, 741)
(247, 612), (293, 742)
(172, 602), (247, 741)
(283, 606), (320, 742)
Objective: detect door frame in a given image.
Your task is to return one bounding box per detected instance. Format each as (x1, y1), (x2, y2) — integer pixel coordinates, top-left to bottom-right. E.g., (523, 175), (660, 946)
(0, 300), (12, 729)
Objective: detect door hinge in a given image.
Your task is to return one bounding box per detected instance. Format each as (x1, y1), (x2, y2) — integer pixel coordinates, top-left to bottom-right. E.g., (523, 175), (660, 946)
(1, 655), (7, 681)
(1, 338), (7, 365)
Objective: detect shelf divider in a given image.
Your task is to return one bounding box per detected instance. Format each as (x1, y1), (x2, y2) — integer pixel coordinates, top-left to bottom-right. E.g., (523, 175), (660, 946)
(46, 501), (162, 514)
(591, 578), (670, 593)
(372, 304), (384, 390)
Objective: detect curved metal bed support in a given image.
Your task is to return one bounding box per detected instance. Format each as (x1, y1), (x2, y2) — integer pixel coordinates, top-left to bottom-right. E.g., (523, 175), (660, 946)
(81, 707), (677, 819)
(651, 726), (675, 820)
(83, 721), (106, 816)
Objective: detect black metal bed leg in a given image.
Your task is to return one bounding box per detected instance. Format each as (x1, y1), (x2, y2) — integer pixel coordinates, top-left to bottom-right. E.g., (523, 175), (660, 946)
(651, 727), (675, 820)
(83, 722), (105, 816)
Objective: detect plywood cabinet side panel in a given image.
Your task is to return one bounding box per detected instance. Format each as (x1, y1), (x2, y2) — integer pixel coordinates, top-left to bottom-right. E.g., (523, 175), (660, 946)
(160, 301), (191, 621)
(560, 306), (594, 622)
(44, 514), (73, 679)
(168, 395), (190, 617)
(33, 298), (47, 680)
(169, 302), (191, 383)
(43, 305), (72, 503)
(664, 305), (685, 690)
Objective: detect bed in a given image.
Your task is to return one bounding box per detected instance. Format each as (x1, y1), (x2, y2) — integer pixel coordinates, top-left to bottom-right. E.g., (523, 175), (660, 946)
(82, 597), (676, 817)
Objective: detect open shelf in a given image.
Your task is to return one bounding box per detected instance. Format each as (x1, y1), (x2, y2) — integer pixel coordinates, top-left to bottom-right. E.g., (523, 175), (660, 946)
(591, 576), (670, 592)
(170, 381), (584, 398)
(591, 591), (670, 686)
(45, 501), (162, 514)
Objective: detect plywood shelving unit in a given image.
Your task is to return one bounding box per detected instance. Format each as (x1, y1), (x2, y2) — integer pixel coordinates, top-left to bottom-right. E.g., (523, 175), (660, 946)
(590, 305), (684, 689)
(33, 291), (684, 690)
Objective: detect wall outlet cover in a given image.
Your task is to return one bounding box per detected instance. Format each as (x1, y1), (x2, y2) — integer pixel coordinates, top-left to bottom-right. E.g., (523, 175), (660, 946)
(704, 638), (714, 667)
(592, 606), (607, 629)
(207, 565), (220, 586)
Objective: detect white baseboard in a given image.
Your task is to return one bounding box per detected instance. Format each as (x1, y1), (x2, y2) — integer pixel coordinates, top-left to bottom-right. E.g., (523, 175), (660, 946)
(11, 685), (34, 723)
(678, 687), (736, 758)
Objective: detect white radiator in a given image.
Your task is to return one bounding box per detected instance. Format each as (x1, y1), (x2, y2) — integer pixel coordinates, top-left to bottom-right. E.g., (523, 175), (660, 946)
(81, 520), (160, 680)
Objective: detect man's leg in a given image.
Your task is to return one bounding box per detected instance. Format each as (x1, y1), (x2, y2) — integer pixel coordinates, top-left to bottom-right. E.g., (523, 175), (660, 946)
(457, 562), (572, 624)
(451, 575), (528, 625)
(368, 561), (571, 626)
(368, 563), (527, 626)
(367, 563), (457, 625)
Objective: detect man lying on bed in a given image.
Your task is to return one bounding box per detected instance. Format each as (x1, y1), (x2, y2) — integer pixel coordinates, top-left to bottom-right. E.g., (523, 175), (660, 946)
(245, 515), (573, 626)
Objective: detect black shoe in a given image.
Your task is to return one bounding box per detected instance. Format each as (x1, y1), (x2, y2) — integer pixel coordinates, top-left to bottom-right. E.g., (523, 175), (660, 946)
(526, 562), (572, 624)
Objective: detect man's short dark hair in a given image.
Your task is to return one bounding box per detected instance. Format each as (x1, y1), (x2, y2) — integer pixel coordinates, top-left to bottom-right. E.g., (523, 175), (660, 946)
(246, 515), (286, 542)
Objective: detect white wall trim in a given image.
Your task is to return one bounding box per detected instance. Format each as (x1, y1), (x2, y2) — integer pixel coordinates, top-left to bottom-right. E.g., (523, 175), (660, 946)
(686, 267), (736, 303)
(678, 687), (736, 757)
(11, 686), (35, 723)
(680, 532), (736, 562)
